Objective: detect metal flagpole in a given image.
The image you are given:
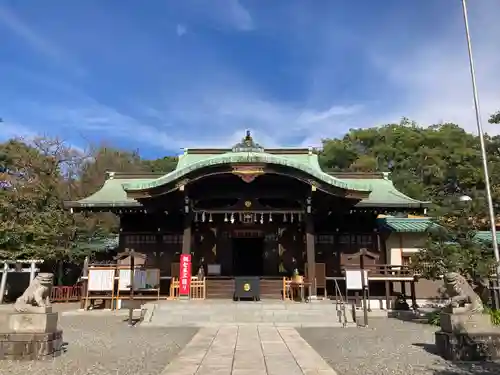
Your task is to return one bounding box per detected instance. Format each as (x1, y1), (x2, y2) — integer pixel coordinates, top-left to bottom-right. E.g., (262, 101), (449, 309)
(461, 0), (500, 306)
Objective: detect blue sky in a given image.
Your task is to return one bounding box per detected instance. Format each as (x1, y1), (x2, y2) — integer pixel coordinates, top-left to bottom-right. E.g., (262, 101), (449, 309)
(1, 1), (499, 158)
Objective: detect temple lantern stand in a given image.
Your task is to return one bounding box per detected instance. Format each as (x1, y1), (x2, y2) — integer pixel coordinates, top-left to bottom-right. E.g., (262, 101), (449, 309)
(114, 248), (136, 326)
(359, 249), (369, 327)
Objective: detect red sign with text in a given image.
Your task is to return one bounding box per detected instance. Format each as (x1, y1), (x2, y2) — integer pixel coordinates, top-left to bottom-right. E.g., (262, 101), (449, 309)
(179, 254), (192, 296)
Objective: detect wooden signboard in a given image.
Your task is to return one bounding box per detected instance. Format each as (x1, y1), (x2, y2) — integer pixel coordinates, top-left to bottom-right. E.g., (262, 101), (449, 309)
(87, 268), (115, 291)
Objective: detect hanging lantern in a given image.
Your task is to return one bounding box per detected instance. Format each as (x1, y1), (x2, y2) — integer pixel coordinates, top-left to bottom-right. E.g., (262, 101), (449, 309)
(283, 213), (287, 223)
(254, 213), (257, 222)
(230, 213), (235, 224)
(209, 213), (213, 222)
(269, 213), (273, 222)
(260, 213), (264, 224)
(290, 213), (294, 223)
(224, 213), (228, 222)
(201, 212), (206, 222)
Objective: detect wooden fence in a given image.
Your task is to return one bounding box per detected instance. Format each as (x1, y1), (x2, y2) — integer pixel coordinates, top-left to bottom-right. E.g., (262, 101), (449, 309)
(169, 278), (206, 300)
(50, 285), (82, 302)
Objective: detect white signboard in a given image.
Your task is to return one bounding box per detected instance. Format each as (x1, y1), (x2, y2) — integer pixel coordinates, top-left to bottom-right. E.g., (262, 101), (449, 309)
(345, 270), (369, 290)
(118, 269), (146, 290)
(88, 269), (115, 291)
(145, 269), (160, 289)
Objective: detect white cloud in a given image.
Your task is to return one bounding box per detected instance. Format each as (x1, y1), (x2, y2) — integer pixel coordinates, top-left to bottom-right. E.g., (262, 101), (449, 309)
(226, 0), (254, 31)
(4, 1), (500, 153)
(176, 24), (187, 36)
(178, 0), (254, 32)
(0, 121), (36, 140)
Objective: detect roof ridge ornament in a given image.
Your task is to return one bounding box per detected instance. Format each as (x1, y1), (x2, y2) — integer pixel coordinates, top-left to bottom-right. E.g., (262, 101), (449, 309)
(232, 130), (264, 153)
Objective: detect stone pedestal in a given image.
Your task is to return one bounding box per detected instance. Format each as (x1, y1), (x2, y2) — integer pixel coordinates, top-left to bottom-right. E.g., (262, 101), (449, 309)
(440, 312), (493, 333)
(435, 311), (500, 361)
(0, 312), (63, 360)
(435, 331), (500, 361)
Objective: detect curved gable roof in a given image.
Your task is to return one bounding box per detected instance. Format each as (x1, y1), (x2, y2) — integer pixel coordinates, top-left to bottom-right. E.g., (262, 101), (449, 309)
(122, 151), (371, 193)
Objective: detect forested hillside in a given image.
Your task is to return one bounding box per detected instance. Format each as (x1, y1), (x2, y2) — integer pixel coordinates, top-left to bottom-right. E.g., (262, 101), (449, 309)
(319, 117), (500, 207)
(1, 114), (500, 263)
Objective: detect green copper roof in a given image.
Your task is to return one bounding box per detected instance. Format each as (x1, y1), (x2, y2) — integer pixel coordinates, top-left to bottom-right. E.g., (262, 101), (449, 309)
(66, 174), (427, 208)
(345, 178), (428, 208)
(377, 219), (500, 245)
(474, 231), (500, 245)
(377, 217), (434, 232)
(123, 151), (371, 192)
(66, 178), (141, 207)
(65, 133), (427, 208)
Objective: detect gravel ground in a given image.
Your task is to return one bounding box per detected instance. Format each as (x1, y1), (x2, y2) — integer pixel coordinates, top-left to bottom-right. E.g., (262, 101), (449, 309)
(0, 314), (197, 375)
(299, 318), (500, 375)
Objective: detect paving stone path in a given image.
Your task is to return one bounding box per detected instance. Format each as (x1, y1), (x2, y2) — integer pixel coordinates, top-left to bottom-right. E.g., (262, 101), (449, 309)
(161, 325), (337, 375)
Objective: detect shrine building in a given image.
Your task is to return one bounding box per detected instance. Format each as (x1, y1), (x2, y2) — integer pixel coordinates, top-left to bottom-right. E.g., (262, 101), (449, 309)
(65, 131), (440, 306)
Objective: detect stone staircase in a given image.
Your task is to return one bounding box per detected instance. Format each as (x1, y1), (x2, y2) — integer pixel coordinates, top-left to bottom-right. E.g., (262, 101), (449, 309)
(141, 300), (356, 327)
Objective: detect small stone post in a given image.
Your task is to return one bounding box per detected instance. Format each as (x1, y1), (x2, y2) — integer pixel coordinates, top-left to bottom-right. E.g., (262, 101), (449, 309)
(0, 263), (9, 304)
(29, 261), (36, 282)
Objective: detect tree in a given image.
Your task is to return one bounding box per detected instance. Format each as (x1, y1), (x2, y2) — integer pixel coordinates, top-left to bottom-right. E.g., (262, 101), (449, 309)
(319, 119), (500, 208)
(0, 137), (88, 261)
(489, 111), (500, 124)
(411, 195), (495, 295)
(143, 156), (178, 173)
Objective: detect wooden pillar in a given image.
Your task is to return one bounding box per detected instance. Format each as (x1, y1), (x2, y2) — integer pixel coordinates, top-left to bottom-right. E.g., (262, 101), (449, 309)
(400, 281), (407, 295)
(410, 280), (418, 310)
(182, 195), (193, 255)
(385, 280), (391, 310)
(305, 215), (316, 298)
(182, 218), (192, 255)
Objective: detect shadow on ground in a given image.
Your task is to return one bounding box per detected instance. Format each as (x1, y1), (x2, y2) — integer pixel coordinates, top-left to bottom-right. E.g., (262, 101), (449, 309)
(430, 362), (500, 375)
(413, 342), (440, 355)
(414, 342), (500, 375)
(388, 310), (432, 324)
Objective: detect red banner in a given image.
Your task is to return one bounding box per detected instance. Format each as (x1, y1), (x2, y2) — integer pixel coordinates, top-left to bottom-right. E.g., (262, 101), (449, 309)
(179, 254), (192, 296)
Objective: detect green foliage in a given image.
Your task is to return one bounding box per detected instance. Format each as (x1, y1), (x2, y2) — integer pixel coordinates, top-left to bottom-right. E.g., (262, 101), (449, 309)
(490, 111), (500, 124)
(411, 197), (495, 282)
(319, 119), (499, 204)
(0, 138), (174, 263)
(426, 310), (441, 326)
(142, 156), (178, 172)
(426, 308), (500, 326)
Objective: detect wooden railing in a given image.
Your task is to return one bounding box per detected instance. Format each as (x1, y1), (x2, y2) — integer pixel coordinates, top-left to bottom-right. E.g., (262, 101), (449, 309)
(50, 285), (83, 302)
(341, 264), (414, 278)
(169, 278), (206, 300)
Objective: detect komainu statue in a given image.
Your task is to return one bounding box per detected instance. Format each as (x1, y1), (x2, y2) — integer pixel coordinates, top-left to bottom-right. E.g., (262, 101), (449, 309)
(14, 273), (54, 313)
(443, 272), (484, 314)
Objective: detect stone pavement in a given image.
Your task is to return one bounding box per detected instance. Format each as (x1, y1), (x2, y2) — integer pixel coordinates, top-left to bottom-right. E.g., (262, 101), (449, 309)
(161, 325), (336, 375)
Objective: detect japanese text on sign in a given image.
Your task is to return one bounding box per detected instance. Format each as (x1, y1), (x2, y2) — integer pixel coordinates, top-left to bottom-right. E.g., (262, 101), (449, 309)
(179, 254), (192, 296)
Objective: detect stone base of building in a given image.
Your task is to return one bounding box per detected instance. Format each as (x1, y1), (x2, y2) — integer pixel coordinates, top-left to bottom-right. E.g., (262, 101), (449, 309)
(0, 330), (64, 360)
(435, 331), (500, 361)
(0, 312), (64, 360)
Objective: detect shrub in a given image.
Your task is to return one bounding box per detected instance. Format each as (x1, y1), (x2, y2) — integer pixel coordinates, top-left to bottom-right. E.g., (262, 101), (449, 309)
(427, 308), (500, 326)
(484, 307), (500, 326)
(426, 310), (440, 326)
